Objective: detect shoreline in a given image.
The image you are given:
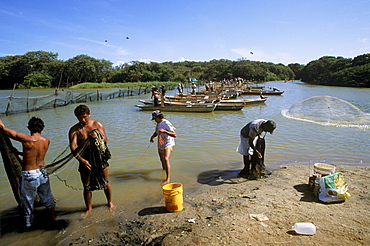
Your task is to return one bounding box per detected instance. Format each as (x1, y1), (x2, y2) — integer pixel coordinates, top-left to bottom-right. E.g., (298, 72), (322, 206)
(1, 164), (369, 245)
(56, 164), (369, 245)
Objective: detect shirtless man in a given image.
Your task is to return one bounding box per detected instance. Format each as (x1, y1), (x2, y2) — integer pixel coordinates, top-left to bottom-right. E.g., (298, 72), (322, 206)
(68, 104), (115, 218)
(0, 117), (55, 229)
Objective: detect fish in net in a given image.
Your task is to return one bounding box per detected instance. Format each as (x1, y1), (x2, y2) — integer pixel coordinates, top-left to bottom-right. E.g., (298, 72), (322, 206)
(282, 96), (370, 128)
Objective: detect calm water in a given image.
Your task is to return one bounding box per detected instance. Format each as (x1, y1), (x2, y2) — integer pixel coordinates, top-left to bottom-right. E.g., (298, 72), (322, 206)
(0, 81), (369, 244)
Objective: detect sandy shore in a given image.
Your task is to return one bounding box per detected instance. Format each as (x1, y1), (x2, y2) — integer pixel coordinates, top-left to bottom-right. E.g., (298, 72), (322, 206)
(47, 164), (369, 246)
(1, 164), (369, 245)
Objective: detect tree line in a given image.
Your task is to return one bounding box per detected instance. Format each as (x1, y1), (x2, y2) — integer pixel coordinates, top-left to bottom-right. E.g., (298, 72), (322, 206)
(0, 51), (368, 89)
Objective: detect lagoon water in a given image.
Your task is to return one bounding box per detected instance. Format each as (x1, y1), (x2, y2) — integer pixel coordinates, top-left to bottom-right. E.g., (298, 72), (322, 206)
(0, 81), (369, 244)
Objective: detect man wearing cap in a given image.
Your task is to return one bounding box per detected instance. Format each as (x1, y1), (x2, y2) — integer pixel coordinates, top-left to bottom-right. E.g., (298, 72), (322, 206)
(236, 119), (276, 179)
(150, 110), (176, 185)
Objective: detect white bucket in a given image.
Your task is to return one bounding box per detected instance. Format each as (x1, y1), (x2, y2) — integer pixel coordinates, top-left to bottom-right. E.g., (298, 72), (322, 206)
(313, 163), (336, 175)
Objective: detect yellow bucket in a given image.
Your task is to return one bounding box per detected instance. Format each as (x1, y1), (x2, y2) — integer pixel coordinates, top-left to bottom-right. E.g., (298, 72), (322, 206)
(162, 183), (184, 212)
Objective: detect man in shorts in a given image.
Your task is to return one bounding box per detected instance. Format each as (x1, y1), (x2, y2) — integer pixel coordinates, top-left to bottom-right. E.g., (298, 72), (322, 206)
(69, 105), (115, 218)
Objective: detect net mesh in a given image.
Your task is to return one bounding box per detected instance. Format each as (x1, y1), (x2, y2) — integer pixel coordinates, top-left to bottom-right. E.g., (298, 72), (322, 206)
(282, 96), (370, 128)
(1, 86), (175, 116)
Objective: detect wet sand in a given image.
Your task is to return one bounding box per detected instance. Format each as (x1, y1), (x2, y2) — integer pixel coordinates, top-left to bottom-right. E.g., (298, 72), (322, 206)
(5, 164), (365, 246)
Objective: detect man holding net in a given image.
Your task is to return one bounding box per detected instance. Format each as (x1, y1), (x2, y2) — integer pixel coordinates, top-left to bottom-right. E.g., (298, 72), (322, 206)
(236, 119), (276, 179)
(69, 104), (115, 218)
(0, 118), (56, 229)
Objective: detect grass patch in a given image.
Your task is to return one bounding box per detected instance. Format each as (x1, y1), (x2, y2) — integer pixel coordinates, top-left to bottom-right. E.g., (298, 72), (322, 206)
(70, 81), (179, 89)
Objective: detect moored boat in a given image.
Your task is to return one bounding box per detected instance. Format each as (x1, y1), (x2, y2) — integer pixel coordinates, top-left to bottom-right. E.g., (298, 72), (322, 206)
(241, 90), (284, 95)
(135, 104), (216, 112)
(219, 97), (268, 104)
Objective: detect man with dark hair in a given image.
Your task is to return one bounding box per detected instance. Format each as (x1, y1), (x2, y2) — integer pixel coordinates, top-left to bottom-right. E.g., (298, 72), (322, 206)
(0, 117), (55, 229)
(69, 104), (115, 218)
(150, 110), (176, 185)
(236, 119), (276, 179)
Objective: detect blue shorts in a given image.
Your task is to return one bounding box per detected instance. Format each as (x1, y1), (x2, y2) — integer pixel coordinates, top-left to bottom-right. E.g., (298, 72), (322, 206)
(19, 168), (55, 227)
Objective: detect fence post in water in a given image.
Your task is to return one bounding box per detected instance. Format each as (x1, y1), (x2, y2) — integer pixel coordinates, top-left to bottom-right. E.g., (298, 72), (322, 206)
(54, 89), (58, 108)
(97, 89), (100, 101)
(5, 83), (17, 116)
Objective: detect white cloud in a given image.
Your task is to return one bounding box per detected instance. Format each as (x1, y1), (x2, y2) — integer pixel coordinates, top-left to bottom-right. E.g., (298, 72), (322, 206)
(176, 57), (189, 62)
(359, 38), (368, 43)
(113, 60), (125, 67)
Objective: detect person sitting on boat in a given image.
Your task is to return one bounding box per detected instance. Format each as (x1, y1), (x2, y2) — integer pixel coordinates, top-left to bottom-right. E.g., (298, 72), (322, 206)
(0, 118), (56, 229)
(236, 119), (276, 179)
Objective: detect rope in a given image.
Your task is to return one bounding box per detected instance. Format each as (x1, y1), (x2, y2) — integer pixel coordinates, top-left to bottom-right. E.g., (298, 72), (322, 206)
(53, 172), (82, 191)
(45, 141), (89, 190)
(137, 143), (152, 165)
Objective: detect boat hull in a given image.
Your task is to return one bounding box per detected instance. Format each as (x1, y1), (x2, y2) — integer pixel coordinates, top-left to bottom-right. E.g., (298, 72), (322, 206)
(135, 104), (215, 112)
(241, 90), (284, 95)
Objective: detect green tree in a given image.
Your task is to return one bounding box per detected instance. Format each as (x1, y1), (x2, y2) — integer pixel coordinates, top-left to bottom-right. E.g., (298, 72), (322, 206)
(20, 71), (52, 88)
(288, 63), (304, 80)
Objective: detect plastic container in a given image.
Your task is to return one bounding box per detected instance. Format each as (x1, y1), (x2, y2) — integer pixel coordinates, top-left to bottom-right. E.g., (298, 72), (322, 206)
(314, 163), (336, 175)
(162, 183), (184, 212)
(292, 222), (316, 235)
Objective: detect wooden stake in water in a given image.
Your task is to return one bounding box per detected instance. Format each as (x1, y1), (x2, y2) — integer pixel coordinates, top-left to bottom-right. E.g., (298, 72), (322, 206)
(5, 83), (17, 116)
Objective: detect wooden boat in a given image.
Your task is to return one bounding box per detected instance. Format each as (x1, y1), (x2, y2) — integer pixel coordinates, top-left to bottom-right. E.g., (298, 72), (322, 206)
(135, 104), (216, 112)
(214, 103), (244, 110)
(166, 94), (221, 101)
(219, 97), (268, 104)
(138, 96), (267, 111)
(138, 100), (246, 111)
(170, 101), (245, 111)
(241, 90), (284, 95)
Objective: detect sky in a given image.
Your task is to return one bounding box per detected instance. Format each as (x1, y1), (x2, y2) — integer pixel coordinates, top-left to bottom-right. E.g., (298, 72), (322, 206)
(1, 0), (370, 66)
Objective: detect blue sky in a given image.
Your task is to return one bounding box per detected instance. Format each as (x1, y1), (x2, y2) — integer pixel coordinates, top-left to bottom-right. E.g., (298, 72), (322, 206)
(1, 0), (369, 66)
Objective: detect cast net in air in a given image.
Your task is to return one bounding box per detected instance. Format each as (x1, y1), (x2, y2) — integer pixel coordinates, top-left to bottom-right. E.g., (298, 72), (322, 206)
(281, 96), (370, 128)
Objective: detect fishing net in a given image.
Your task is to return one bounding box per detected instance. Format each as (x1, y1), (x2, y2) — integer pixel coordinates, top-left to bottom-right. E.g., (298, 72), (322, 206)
(45, 129), (112, 191)
(0, 86), (157, 116)
(282, 96), (370, 128)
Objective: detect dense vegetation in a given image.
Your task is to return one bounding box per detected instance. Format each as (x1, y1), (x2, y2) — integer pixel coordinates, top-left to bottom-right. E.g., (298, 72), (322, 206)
(299, 54), (369, 87)
(0, 51), (368, 89)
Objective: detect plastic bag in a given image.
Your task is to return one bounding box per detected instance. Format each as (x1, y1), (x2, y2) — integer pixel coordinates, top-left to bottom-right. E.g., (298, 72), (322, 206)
(318, 172), (351, 203)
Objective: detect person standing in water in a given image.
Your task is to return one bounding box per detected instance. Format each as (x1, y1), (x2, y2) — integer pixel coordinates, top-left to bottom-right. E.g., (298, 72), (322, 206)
(0, 117), (56, 229)
(150, 110), (176, 185)
(69, 104), (115, 218)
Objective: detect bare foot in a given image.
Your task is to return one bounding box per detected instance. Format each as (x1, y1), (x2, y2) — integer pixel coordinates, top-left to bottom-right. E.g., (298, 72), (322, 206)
(80, 209), (92, 219)
(161, 180), (170, 186)
(108, 203), (116, 211)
